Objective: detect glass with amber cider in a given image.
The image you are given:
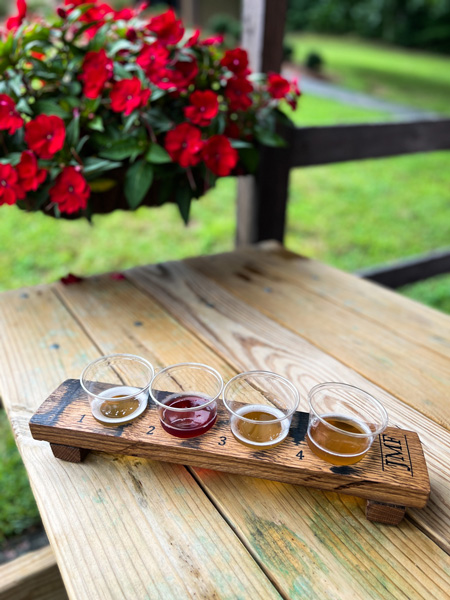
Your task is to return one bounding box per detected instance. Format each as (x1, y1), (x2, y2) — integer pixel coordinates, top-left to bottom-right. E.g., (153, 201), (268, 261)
(307, 383), (388, 465)
(80, 354), (154, 425)
(223, 371), (300, 449)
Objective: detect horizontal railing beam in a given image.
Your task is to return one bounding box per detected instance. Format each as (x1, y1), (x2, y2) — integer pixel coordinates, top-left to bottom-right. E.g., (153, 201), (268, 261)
(289, 119), (450, 167)
(357, 249), (450, 288)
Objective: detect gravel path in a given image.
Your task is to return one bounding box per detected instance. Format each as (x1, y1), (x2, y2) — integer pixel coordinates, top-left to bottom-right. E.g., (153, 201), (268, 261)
(283, 65), (440, 121)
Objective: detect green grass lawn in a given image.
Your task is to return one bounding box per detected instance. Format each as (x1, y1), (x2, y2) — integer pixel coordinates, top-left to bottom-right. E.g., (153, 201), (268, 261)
(287, 33), (450, 115)
(1, 34), (450, 547)
(0, 410), (41, 544)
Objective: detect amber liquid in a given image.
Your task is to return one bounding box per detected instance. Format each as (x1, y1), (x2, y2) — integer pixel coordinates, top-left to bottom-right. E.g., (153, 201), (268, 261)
(91, 386), (147, 425)
(231, 404), (289, 448)
(307, 414), (372, 465)
(99, 395), (140, 419)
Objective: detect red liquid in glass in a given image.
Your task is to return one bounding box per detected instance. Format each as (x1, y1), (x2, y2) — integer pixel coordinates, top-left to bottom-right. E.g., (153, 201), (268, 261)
(160, 395), (217, 438)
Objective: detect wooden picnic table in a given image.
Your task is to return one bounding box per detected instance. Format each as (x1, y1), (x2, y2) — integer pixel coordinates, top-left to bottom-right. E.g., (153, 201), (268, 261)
(1, 242), (449, 599)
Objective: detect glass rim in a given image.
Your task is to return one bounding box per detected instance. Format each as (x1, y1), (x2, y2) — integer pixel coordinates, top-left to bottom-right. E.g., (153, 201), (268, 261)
(149, 362), (224, 412)
(223, 370), (300, 424)
(80, 353), (155, 402)
(308, 382), (388, 438)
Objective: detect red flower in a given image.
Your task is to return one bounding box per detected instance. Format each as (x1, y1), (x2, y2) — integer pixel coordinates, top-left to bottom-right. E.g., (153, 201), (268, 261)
(79, 49), (113, 99)
(201, 35), (224, 46)
(114, 7), (134, 20)
(225, 77), (253, 111)
(184, 91), (219, 127)
(186, 29), (200, 47)
(60, 273), (84, 285)
(202, 135), (238, 177)
(49, 167), (90, 214)
(6, 0), (27, 31)
(0, 94), (24, 134)
(224, 120), (241, 139)
(151, 59), (198, 91)
(136, 42), (169, 77)
(267, 73), (290, 99)
(25, 115), (66, 159)
(146, 9), (184, 45)
(80, 3), (114, 38)
(0, 164), (25, 206)
(165, 123), (203, 168)
(221, 48), (249, 75)
(16, 151), (47, 191)
(110, 78), (151, 116)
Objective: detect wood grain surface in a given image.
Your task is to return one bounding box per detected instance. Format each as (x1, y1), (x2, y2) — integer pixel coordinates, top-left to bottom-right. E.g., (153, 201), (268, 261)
(30, 379), (430, 510)
(1, 245), (449, 600)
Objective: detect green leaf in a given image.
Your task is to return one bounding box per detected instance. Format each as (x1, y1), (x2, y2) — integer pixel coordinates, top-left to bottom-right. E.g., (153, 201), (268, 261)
(254, 128), (287, 148)
(16, 98), (33, 116)
(123, 113), (138, 134)
(76, 135), (90, 153)
(176, 186), (192, 225)
(89, 179), (117, 193)
(0, 153), (21, 166)
(83, 158), (122, 178)
(230, 139), (253, 149)
(108, 39), (138, 55)
(238, 148), (260, 174)
(145, 144), (172, 164)
(124, 160), (154, 209)
(66, 113), (80, 148)
(34, 100), (70, 119)
(99, 139), (145, 161)
(87, 116), (104, 132)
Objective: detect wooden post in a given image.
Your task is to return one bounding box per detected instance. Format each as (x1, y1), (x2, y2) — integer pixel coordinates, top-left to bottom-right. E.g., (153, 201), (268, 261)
(237, 0), (289, 246)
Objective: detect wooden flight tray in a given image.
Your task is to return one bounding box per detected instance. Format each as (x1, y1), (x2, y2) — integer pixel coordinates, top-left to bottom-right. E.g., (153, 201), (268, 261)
(29, 379), (431, 525)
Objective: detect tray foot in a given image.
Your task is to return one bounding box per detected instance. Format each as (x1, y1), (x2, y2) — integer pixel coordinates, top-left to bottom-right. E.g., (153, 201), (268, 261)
(366, 500), (406, 525)
(50, 443), (90, 463)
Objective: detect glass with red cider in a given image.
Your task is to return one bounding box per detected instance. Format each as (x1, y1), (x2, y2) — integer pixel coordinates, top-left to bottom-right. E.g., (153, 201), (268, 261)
(150, 363), (223, 438)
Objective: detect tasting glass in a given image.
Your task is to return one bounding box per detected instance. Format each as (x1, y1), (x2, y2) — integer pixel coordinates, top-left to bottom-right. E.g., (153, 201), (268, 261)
(80, 354), (154, 425)
(223, 371), (300, 448)
(307, 382), (388, 465)
(150, 363), (223, 438)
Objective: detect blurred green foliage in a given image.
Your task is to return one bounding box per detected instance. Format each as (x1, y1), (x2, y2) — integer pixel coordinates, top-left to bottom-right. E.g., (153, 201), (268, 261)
(0, 410), (41, 543)
(287, 0), (450, 53)
(288, 33), (450, 115)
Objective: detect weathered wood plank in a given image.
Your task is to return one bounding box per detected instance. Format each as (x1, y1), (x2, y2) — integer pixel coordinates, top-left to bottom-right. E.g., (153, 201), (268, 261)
(186, 248), (450, 429)
(126, 258), (450, 556)
(237, 0), (289, 245)
(290, 120), (450, 167)
(0, 546), (67, 600)
(30, 380), (430, 511)
(0, 286), (281, 600)
(211, 242), (450, 360)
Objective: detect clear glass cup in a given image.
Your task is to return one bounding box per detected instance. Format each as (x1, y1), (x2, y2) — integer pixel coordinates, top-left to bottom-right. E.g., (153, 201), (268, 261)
(223, 371), (300, 448)
(307, 382), (388, 465)
(150, 363), (223, 438)
(80, 354), (154, 425)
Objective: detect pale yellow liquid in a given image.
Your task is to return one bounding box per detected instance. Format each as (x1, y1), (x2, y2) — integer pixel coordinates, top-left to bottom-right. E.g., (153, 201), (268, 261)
(91, 386), (147, 425)
(231, 404), (289, 448)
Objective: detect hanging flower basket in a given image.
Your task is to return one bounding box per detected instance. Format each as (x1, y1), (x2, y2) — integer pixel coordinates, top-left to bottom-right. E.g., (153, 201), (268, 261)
(0, 1), (300, 223)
